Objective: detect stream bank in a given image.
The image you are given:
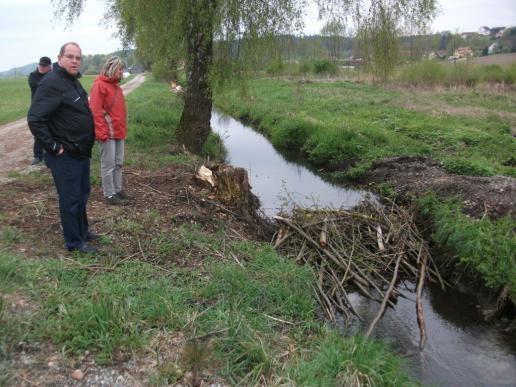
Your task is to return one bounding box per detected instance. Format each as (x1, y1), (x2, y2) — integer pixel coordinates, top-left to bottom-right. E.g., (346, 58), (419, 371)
(210, 109), (516, 386)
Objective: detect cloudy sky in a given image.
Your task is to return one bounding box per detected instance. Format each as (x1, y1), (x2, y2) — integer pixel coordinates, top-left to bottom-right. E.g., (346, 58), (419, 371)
(1, 0), (515, 72)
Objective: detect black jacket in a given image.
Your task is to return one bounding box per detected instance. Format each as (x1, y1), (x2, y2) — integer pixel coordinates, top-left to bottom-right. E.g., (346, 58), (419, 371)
(28, 69), (47, 100)
(28, 63), (94, 159)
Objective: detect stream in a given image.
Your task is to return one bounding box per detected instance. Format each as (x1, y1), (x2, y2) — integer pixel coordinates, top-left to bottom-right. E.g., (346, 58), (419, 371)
(211, 110), (516, 386)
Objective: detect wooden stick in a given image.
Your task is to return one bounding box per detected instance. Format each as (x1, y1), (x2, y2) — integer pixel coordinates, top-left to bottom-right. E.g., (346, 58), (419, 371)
(416, 254), (428, 349)
(365, 253), (402, 338)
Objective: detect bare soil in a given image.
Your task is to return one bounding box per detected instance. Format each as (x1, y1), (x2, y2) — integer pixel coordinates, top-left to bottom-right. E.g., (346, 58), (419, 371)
(0, 163), (262, 386)
(363, 156), (515, 220)
(469, 52), (516, 67)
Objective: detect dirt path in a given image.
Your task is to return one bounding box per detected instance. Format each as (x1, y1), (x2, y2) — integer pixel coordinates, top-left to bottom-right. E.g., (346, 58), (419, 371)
(0, 73), (146, 182)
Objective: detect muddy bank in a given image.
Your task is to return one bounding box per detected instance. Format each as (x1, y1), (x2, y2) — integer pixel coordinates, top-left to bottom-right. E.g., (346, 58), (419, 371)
(362, 156), (515, 220)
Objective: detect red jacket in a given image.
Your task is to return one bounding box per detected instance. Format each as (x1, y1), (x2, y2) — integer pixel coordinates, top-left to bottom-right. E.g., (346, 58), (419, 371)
(89, 75), (127, 141)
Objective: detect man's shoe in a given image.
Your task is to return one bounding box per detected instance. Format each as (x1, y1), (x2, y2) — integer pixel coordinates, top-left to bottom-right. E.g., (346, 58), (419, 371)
(105, 195), (123, 205)
(86, 232), (102, 241)
(68, 244), (98, 254)
(116, 190), (130, 200)
(31, 158), (42, 165)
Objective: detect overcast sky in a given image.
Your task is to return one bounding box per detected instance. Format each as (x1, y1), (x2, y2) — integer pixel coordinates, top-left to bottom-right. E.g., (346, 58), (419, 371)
(1, 0), (515, 72)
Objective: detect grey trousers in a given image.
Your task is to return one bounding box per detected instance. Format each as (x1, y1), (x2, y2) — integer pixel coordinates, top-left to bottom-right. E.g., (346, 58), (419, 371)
(100, 139), (125, 197)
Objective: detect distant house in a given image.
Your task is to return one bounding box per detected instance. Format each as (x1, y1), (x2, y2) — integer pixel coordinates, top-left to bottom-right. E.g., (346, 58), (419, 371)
(490, 27), (506, 38)
(454, 47), (474, 58)
(495, 28), (506, 39)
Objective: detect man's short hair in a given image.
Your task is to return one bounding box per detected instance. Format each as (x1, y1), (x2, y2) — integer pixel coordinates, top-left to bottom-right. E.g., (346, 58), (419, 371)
(59, 42), (81, 56)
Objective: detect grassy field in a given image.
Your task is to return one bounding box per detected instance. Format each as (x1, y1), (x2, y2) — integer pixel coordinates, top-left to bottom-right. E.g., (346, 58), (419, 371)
(216, 78), (516, 179)
(0, 75), (95, 125)
(0, 78), (415, 385)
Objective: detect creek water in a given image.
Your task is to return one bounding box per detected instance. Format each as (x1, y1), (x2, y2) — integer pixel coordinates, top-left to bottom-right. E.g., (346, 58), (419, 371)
(211, 110), (516, 386)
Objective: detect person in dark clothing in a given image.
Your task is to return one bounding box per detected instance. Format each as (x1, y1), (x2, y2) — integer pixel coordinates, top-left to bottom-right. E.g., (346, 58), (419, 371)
(28, 42), (99, 254)
(27, 56), (52, 165)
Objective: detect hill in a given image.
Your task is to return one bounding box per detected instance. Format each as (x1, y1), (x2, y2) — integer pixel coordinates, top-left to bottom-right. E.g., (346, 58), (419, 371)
(0, 63), (37, 79)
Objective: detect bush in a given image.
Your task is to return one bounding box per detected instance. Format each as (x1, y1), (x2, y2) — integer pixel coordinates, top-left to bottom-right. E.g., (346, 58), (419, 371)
(313, 60), (338, 75)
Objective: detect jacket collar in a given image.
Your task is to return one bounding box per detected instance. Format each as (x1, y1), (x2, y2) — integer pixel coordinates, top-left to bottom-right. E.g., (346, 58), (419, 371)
(96, 74), (120, 84)
(53, 62), (82, 80)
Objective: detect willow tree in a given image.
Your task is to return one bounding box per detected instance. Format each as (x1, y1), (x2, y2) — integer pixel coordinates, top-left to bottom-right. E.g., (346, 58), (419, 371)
(318, 0), (437, 81)
(54, 0), (436, 151)
(321, 19), (346, 61)
(54, 0), (306, 153)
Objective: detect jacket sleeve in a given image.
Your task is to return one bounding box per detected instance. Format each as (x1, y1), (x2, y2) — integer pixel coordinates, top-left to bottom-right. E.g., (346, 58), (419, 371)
(27, 80), (63, 154)
(28, 73), (38, 99)
(89, 82), (109, 141)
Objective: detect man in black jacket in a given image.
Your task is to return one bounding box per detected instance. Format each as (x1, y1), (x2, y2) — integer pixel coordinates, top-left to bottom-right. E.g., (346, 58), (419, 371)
(27, 56), (52, 165)
(28, 42), (98, 254)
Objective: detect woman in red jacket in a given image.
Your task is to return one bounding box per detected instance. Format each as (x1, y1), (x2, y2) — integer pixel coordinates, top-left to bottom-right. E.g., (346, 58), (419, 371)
(89, 56), (127, 205)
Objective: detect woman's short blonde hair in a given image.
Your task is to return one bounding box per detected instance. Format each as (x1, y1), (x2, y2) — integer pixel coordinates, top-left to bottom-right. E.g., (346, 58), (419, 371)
(100, 56), (125, 79)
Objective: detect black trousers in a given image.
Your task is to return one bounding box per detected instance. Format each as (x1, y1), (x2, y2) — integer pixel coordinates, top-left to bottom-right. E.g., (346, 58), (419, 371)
(44, 152), (91, 250)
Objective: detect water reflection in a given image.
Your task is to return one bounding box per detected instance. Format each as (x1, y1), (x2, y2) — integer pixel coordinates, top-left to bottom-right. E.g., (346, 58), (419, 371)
(211, 111), (367, 216)
(349, 285), (516, 387)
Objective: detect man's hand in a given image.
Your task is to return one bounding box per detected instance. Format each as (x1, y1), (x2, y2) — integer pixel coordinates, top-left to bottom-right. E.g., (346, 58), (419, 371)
(51, 142), (64, 155)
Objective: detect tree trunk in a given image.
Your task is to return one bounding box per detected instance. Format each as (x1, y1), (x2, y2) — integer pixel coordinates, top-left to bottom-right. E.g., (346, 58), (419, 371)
(176, 0), (215, 154)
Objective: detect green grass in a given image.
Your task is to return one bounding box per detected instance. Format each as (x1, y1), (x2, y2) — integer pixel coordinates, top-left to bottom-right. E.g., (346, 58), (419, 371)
(0, 237), (415, 383)
(418, 195), (516, 297)
(215, 78), (516, 179)
(0, 77), (415, 385)
(0, 75), (94, 125)
(0, 78), (31, 124)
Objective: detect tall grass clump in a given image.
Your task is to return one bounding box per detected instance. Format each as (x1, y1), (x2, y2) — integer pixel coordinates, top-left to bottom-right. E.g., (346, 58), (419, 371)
(477, 64), (507, 83)
(270, 117), (316, 150)
(504, 62), (516, 84)
(418, 195), (516, 297)
(290, 332), (415, 387)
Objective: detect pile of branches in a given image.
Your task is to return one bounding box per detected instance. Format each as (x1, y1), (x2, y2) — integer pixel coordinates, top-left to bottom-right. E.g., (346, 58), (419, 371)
(273, 199), (444, 346)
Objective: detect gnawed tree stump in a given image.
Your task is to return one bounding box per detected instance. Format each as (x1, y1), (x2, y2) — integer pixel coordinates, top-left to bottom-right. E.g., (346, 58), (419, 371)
(197, 164), (260, 221)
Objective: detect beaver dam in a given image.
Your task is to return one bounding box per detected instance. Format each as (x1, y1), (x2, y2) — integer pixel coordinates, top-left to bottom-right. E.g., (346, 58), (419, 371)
(272, 200), (442, 345)
(210, 110), (516, 386)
